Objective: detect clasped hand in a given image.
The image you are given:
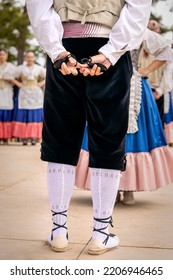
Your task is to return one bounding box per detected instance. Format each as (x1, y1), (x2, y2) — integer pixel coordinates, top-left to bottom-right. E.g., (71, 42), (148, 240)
(55, 51), (111, 76)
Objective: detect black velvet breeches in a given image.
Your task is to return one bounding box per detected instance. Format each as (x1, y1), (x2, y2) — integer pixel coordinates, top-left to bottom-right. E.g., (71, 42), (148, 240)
(41, 38), (132, 170)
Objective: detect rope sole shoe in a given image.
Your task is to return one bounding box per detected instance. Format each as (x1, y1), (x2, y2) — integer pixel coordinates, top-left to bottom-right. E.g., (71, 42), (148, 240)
(88, 235), (120, 255)
(47, 237), (68, 252)
(88, 216), (120, 255)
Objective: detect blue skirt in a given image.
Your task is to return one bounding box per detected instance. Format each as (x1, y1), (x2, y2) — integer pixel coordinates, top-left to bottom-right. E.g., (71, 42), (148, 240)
(0, 109), (13, 122)
(81, 122), (88, 151)
(164, 92), (173, 144)
(164, 92), (173, 125)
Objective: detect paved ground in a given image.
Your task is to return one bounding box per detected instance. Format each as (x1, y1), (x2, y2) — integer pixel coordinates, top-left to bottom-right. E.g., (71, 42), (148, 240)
(0, 143), (173, 260)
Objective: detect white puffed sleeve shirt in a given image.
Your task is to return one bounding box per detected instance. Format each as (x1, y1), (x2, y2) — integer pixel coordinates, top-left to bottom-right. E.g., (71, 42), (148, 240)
(26, 0), (152, 65)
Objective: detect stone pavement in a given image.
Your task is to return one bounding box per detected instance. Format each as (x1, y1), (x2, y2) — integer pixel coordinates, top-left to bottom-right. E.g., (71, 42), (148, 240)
(0, 143), (173, 260)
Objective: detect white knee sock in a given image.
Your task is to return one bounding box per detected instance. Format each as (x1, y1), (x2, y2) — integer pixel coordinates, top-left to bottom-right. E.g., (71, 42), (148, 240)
(91, 168), (121, 243)
(47, 163), (75, 241)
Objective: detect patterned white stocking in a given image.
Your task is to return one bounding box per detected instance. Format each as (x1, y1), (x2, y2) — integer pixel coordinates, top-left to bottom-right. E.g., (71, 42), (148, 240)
(47, 163), (75, 241)
(91, 168), (121, 245)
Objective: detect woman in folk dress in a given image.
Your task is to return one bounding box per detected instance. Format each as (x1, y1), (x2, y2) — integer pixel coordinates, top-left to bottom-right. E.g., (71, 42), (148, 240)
(12, 51), (46, 145)
(0, 49), (16, 144)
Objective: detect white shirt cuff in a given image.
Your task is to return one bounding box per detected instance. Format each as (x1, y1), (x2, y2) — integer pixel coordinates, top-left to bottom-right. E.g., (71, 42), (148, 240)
(99, 43), (127, 65)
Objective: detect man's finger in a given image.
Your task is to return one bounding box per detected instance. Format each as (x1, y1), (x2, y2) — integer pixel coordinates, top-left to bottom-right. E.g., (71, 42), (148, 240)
(61, 62), (71, 75)
(68, 57), (77, 67)
(83, 69), (90, 77)
(90, 64), (97, 76)
(59, 69), (67, 75)
(95, 66), (102, 76)
(71, 68), (78, 76)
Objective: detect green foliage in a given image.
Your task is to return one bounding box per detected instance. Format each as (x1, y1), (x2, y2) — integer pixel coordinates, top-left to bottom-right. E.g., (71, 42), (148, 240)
(0, 0), (43, 64)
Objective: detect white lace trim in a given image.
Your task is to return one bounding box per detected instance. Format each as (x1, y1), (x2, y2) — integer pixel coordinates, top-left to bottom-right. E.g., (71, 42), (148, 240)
(127, 69), (142, 134)
(164, 92), (170, 114)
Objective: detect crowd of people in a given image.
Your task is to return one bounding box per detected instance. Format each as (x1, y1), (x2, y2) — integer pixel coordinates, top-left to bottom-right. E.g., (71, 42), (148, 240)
(0, 50), (46, 145)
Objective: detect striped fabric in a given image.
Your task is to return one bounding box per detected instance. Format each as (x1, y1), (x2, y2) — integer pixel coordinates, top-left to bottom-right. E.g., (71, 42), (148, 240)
(63, 21), (110, 38)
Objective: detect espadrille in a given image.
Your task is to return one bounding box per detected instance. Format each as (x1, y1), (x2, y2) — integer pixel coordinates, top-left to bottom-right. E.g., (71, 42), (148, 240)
(88, 216), (120, 255)
(88, 235), (120, 255)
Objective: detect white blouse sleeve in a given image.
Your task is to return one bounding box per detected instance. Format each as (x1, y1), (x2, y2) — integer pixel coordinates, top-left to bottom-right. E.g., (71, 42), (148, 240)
(99, 0), (152, 65)
(142, 29), (173, 62)
(26, 0), (66, 62)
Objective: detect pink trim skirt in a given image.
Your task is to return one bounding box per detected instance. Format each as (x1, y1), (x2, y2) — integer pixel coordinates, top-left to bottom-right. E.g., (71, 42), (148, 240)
(12, 122), (43, 139)
(75, 146), (173, 191)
